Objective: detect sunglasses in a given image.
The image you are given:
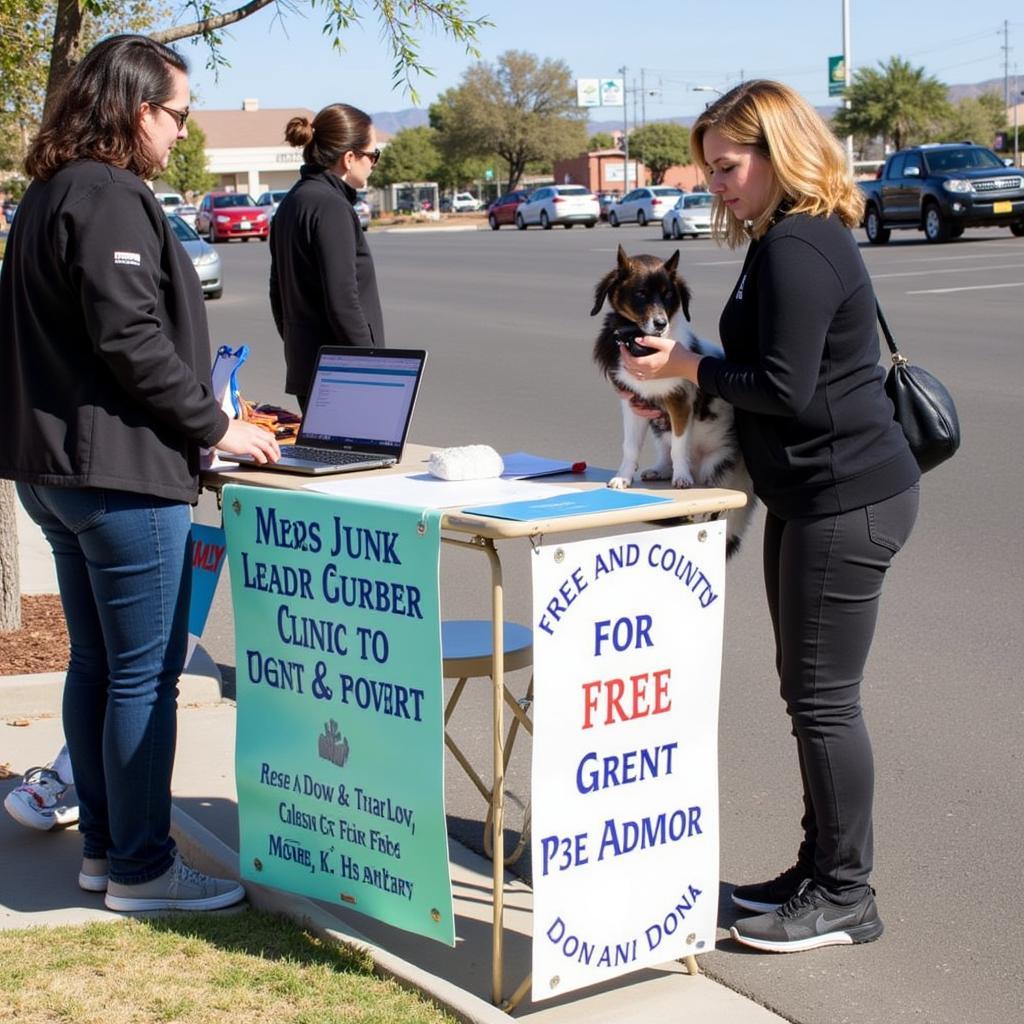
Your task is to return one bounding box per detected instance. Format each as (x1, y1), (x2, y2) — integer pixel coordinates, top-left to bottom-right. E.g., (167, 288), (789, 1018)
(149, 101), (190, 130)
(354, 147), (381, 166)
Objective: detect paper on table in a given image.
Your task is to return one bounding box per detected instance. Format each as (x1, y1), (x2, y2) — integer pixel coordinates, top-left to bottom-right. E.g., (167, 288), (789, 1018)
(304, 472), (575, 509)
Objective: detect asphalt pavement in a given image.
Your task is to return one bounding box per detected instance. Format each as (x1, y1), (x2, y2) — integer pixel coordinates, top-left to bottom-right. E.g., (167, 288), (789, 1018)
(5, 220), (1023, 1023)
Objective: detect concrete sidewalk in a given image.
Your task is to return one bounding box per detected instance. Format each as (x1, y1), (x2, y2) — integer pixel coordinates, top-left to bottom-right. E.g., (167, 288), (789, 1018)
(3, 502), (788, 1022)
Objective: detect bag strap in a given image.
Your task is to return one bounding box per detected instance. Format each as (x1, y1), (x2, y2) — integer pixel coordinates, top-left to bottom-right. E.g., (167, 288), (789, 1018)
(876, 300), (907, 366)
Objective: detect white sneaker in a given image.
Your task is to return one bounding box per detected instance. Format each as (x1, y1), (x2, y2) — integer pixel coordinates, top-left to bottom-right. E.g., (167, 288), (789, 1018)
(4, 766), (79, 831)
(104, 854), (245, 912)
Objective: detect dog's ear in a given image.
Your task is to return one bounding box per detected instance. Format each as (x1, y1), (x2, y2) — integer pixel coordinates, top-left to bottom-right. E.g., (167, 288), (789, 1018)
(662, 249), (680, 276)
(616, 244), (631, 273)
(591, 268), (618, 316)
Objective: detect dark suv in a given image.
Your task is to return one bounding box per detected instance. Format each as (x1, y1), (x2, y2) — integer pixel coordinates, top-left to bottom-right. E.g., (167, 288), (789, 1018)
(859, 143), (1024, 243)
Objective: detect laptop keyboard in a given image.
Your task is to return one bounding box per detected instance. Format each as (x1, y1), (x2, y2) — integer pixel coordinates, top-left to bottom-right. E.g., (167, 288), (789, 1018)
(288, 447), (379, 465)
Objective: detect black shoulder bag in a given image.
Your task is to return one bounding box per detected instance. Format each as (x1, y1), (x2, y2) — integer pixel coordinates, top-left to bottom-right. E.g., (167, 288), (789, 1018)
(876, 302), (960, 473)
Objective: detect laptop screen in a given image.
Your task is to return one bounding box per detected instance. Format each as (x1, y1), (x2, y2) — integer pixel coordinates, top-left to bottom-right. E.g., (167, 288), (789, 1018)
(300, 348), (426, 454)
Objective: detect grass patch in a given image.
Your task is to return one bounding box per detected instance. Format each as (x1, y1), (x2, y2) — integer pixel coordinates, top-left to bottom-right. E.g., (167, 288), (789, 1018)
(0, 909), (456, 1024)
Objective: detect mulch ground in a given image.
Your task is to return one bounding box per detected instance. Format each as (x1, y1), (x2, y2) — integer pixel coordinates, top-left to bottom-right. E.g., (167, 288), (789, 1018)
(0, 594), (69, 675)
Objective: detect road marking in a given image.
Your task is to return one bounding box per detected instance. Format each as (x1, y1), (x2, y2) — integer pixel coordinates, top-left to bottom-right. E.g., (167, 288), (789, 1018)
(866, 250), (1024, 265)
(872, 263), (1024, 279)
(906, 282), (1024, 294)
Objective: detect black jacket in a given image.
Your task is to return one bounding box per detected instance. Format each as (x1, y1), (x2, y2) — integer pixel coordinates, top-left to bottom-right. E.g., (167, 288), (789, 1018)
(269, 165), (384, 396)
(0, 160), (227, 503)
(697, 212), (919, 518)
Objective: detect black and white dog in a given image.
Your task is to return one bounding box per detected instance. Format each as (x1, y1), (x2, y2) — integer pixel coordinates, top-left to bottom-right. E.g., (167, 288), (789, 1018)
(592, 245), (756, 556)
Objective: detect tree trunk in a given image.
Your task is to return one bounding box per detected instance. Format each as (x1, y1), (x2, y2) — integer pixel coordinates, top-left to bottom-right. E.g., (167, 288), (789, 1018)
(0, 480), (21, 632)
(43, 0), (85, 123)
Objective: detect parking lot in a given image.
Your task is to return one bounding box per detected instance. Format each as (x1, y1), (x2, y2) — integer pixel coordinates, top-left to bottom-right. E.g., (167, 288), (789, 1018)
(199, 222), (1024, 1024)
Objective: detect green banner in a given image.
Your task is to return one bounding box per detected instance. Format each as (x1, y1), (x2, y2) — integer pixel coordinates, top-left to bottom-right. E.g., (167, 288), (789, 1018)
(828, 55), (847, 97)
(223, 484), (454, 945)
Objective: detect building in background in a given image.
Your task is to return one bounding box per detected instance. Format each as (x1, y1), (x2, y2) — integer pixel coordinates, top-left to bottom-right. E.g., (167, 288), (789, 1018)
(173, 99), (391, 198)
(553, 148), (705, 194)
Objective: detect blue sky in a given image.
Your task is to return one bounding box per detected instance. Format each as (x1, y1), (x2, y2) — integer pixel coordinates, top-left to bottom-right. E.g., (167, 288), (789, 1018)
(184, 2), (1024, 119)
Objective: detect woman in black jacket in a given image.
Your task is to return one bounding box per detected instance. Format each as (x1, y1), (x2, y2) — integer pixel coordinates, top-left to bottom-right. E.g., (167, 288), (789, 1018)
(619, 80), (920, 953)
(0, 35), (278, 911)
(269, 103), (385, 410)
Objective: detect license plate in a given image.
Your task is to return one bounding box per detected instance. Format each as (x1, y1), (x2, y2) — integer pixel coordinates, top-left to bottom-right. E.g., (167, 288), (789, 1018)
(239, 219), (251, 229)
(994, 201), (1012, 214)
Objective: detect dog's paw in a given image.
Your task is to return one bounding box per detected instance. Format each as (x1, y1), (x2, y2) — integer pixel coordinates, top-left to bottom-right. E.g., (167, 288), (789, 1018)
(671, 475), (695, 489)
(608, 476), (632, 490)
(640, 467), (672, 482)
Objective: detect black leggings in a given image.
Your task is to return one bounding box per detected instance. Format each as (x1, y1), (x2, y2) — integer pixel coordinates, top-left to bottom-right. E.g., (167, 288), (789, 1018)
(763, 483), (919, 898)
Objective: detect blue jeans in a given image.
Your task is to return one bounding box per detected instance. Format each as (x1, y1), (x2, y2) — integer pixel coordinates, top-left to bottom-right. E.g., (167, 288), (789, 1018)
(17, 483), (192, 884)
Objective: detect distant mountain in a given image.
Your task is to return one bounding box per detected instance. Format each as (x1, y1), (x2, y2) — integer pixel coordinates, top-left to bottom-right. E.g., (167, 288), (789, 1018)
(369, 78), (1013, 140)
(370, 108), (430, 136)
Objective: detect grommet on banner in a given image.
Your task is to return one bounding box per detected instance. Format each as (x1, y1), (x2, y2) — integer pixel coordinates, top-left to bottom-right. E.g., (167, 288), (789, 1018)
(553, 547), (565, 563)
(417, 520), (427, 536)
(431, 908), (441, 923)
(697, 529), (708, 543)
(253, 858), (263, 871)
(549, 975), (560, 990)
(232, 498), (242, 516)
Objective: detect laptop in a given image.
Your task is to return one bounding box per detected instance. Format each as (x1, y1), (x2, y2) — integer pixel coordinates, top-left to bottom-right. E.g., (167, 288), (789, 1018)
(225, 346), (426, 475)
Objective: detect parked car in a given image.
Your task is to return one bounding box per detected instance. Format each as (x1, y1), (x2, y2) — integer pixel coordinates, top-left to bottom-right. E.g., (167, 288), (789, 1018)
(487, 190), (530, 229)
(255, 189), (290, 219)
(441, 191), (482, 213)
(168, 214), (222, 299)
(154, 191), (185, 213)
(597, 191), (621, 220)
(195, 191), (269, 242)
(2, 200), (17, 224)
(608, 186), (684, 227)
(515, 185), (599, 229)
(174, 203), (198, 229)
(661, 192), (714, 239)
(353, 192), (371, 230)
(859, 143), (1024, 243)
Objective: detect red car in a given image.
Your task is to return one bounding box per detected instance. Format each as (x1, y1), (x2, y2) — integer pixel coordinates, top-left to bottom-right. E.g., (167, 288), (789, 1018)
(487, 190), (531, 230)
(196, 191), (269, 243)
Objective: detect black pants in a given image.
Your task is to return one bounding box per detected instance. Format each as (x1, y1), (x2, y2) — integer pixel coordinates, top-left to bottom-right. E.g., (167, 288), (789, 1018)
(763, 483), (919, 899)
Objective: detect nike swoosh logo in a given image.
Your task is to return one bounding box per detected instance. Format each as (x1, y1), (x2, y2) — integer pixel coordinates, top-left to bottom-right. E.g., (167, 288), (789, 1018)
(814, 910), (859, 934)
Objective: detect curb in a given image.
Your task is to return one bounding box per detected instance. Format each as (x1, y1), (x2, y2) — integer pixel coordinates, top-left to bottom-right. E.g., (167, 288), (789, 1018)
(171, 807), (511, 1024)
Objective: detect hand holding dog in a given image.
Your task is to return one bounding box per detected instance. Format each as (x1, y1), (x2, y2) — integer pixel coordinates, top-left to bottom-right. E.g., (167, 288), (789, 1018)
(619, 335), (702, 384)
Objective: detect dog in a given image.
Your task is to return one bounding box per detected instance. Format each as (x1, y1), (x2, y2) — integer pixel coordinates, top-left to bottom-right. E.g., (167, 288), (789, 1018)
(591, 245), (756, 556)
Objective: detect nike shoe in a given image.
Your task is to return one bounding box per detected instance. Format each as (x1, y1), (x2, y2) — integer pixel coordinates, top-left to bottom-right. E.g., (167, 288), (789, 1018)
(79, 857), (109, 892)
(731, 863), (810, 912)
(730, 879), (884, 952)
(4, 765), (79, 831)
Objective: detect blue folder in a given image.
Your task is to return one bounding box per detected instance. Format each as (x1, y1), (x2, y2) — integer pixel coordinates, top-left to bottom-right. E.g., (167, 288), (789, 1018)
(463, 488), (671, 522)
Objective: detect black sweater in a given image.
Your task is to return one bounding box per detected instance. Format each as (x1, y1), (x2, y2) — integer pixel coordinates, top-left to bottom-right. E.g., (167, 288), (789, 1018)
(0, 160), (227, 503)
(269, 166), (384, 396)
(697, 212), (919, 519)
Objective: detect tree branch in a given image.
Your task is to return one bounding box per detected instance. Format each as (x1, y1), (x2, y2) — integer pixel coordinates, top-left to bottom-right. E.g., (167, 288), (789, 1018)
(149, 0), (277, 44)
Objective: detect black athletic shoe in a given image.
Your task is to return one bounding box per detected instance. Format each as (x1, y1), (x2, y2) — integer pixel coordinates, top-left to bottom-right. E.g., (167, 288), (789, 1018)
(730, 880), (884, 953)
(731, 863), (809, 913)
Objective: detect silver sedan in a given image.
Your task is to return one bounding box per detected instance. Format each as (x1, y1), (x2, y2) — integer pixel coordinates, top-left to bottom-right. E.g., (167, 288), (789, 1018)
(169, 214), (223, 299)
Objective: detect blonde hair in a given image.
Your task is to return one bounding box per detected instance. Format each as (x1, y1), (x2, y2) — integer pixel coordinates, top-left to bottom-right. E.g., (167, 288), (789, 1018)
(691, 79), (864, 248)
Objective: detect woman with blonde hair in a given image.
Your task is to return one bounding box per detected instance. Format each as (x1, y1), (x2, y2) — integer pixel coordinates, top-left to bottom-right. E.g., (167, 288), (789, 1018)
(620, 79), (920, 952)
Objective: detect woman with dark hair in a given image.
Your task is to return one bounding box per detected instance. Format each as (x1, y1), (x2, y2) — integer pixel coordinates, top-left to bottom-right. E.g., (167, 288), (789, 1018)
(269, 103), (385, 410)
(620, 80), (920, 953)
(0, 34), (279, 911)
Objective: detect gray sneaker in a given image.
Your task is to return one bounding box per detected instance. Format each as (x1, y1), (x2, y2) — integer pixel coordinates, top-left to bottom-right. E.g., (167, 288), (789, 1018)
(104, 855), (245, 912)
(79, 857), (109, 892)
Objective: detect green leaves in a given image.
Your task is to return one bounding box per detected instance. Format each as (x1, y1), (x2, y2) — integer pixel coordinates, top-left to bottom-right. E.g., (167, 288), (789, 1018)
(627, 122), (690, 185)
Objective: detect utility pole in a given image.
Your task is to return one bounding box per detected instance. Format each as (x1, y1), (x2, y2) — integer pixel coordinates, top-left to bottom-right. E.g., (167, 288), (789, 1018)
(619, 65), (630, 192)
(641, 68), (646, 127)
(842, 0), (854, 175)
(1002, 20), (1010, 108)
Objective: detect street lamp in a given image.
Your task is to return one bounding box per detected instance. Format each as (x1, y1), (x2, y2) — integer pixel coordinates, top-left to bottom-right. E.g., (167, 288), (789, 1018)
(693, 85), (723, 97)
